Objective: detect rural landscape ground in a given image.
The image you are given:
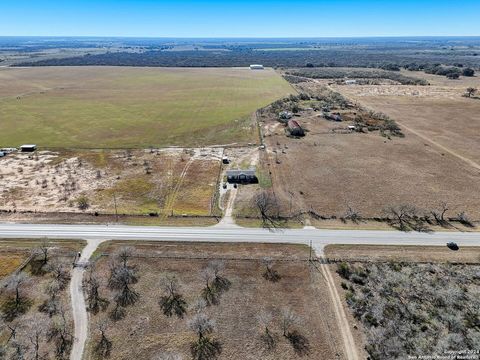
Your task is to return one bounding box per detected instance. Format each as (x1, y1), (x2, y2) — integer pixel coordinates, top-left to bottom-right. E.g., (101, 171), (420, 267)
(1, 37), (480, 360)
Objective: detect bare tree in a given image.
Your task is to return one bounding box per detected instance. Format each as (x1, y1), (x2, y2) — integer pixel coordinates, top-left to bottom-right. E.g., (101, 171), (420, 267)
(190, 298), (207, 315)
(258, 310), (277, 350)
(343, 206), (361, 223)
(47, 308), (74, 360)
(22, 313), (49, 360)
(281, 308), (299, 337)
(39, 281), (61, 317)
(159, 274), (187, 318)
(32, 238), (50, 265)
(281, 308), (310, 355)
(384, 204), (420, 231)
(84, 269), (109, 314)
(456, 211), (475, 227)
(9, 340), (27, 360)
(48, 263), (71, 291)
(430, 202), (449, 225)
(464, 87), (478, 98)
(2, 273), (31, 321)
(253, 191), (285, 230)
(200, 268), (218, 306)
(262, 257), (281, 282)
(188, 313), (221, 360)
(113, 247), (135, 268)
(108, 253), (139, 307)
(94, 321), (112, 358)
(208, 260), (231, 293)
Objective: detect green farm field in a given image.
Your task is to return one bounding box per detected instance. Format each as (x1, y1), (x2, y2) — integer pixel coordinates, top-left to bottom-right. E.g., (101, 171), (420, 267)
(0, 66), (294, 148)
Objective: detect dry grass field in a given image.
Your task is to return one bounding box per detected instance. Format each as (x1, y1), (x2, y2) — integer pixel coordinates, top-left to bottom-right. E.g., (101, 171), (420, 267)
(335, 71), (480, 167)
(325, 244), (480, 263)
(0, 148), (221, 216)
(0, 66), (294, 148)
(84, 241), (346, 360)
(242, 70), (480, 223)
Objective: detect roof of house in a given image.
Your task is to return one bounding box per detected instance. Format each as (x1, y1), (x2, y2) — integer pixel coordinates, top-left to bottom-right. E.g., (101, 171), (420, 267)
(226, 169), (256, 177)
(20, 144), (37, 148)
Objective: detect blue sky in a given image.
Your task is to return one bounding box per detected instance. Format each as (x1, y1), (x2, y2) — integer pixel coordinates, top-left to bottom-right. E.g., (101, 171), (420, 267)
(1, 0), (479, 37)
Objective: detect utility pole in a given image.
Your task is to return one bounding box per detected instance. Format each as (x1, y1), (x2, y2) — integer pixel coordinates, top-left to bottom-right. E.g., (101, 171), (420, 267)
(113, 193), (119, 223)
(309, 240), (313, 262)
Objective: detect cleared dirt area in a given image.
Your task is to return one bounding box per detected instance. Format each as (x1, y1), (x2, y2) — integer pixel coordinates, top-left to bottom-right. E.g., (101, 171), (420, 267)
(0, 148), (221, 216)
(325, 244), (480, 263)
(0, 66), (293, 148)
(243, 71), (480, 222)
(84, 241), (346, 360)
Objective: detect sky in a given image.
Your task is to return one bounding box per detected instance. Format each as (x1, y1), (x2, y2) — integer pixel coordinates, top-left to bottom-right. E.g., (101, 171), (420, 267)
(0, 0), (479, 38)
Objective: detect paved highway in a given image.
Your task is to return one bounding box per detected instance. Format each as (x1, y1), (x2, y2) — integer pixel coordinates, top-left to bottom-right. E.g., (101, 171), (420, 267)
(1, 223), (479, 255)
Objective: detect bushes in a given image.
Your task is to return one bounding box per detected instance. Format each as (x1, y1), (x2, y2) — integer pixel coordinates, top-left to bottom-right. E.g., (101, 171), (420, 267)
(341, 262), (480, 359)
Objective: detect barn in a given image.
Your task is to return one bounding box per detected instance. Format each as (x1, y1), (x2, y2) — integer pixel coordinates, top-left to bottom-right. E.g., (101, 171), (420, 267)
(287, 119), (305, 137)
(226, 169), (258, 184)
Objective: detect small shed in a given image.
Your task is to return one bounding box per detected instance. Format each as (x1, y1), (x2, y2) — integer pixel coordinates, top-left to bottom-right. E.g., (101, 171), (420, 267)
(20, 144), (37, 152)
(287, 119), (305, 137)
(250, 64), (264, 70)
(226, 169), (258, 184)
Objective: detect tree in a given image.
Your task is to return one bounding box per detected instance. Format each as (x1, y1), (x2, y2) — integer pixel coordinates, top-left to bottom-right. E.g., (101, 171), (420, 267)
(462, 68), (475, 77)
(22, 313), (49, 360)
(343, 206), (361, 223)
(108, 251), (139, 307)
(48, 263), (71, 291)
(159, 274), (187, 318)
(281, 308), (299, 337)
(253, 191), (284, 230)
(31, 238), (50, 266)
(1, 273), (31, 321)
(384, 204), (419, 231)
(94, 321), (112, 358)
(39, 281), (61, 317)
(281, 308), (310, 355)
(84, 269), (109, 314)
(200, 268), (218, 306)
(188, 313), (222, 360)
(77, 195), (90, 211)
(430, 202), (449, 225)
(47, 309), (74, 360)
(464, 87), (478, 98)
(258, 310), (276, 350)
(208, 260), (231, 293)
(456, 211), (474, 227)
(262, 257), (281, 282)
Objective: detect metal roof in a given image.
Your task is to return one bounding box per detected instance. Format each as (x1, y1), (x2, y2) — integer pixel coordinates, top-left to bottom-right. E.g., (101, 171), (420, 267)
(226, 169), (256, 176)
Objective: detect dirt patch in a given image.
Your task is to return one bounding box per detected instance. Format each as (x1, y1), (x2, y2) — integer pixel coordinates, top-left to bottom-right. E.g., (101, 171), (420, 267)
(0, 148), (221, 216)
(84, 242), (346, 360)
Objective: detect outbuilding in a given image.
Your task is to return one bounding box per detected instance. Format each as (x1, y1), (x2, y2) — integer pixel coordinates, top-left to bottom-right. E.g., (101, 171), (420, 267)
(287, 119), (305, 137)
(20, 144), (37, 152)
(226, 169), (258, 184)
(0, 152), (5, 158)
(250, 64), (264, 70)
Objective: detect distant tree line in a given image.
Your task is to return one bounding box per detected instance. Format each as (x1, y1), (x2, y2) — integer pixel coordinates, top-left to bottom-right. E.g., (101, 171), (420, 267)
(14, 48), (480, 69)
